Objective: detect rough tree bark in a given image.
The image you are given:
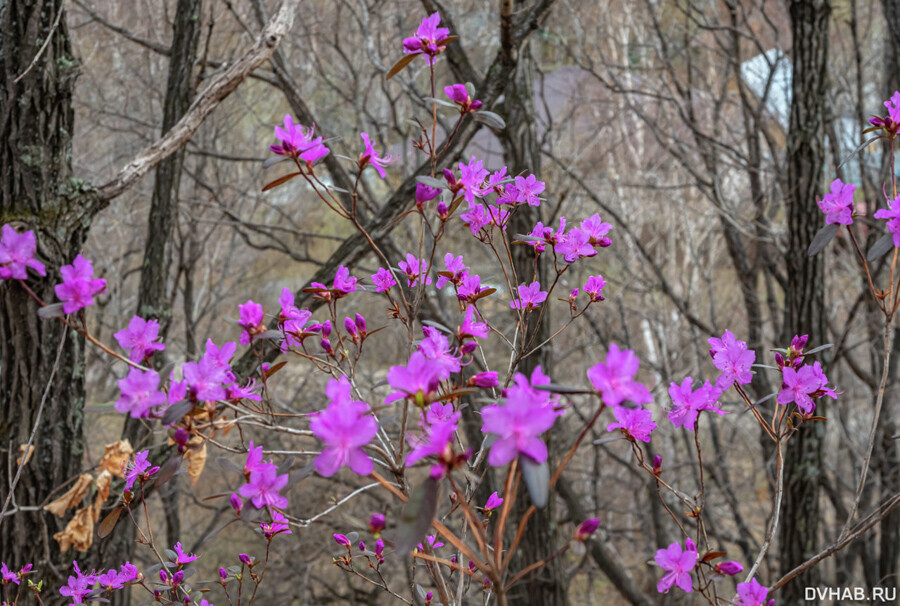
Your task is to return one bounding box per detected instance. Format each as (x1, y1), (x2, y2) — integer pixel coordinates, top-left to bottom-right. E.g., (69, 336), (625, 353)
(0, 3), (296, 602)
(779, 1), (831, 603)
(0, 2), (89, 596)
(878, 0), (900, 591)
(499, 46), (567, 605)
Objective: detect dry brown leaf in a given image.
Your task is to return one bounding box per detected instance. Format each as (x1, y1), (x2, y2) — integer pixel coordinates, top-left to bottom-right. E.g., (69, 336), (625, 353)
(44, 473), (94, 518)
(214, 418), (236, 437)
(16, 444), (34, 466)
(92, 470), (112, 522)
(53, 506), (94, 553)
(99, 439), (133, 479)
(184, 441), (207, 486)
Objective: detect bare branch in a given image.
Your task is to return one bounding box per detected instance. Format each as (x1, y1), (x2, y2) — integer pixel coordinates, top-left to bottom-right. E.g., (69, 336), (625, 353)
(93, 0), (299, 204)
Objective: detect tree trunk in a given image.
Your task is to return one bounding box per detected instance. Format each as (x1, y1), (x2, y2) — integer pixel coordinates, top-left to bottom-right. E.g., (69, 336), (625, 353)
(779, 1), (831, 603)
(499, 46), (567, 606)
(91, 2), (203, 602)
(878, 0), (900, 591)
(0, 0), (91, 602)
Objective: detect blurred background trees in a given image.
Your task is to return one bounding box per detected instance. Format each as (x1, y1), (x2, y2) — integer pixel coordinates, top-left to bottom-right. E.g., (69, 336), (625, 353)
(2, 0), (899, 603)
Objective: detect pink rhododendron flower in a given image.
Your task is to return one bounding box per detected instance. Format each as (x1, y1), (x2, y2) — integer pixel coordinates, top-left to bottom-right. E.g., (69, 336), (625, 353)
(333, 265), (359, 294)
(886, 91), (900, 124)
(59, 561), (98, 604)
(510, 281), (547, 311)
(554, 228), (596, 263)
(606, 406), (657, 442)
(524, 221), (552, 253)
(402, 12), (451, 65)
(359, 133), (393, 178)
(481, 367), (561, 465)
(173, 542), (198, 565)
(735, 578), (773, 606)
(243, 440), (266, 476)
(406, 414), (459, 469)
(399, 254), (432, 287)
(0, 224), (45, 280)
(460, 202), (492, 235)
(54, 254), (106, 314)
(436, 253), (466, 289)
(777, 362), (836, 414)
(587, 344), (653, 408)
(817, 178), (856, 225)
(458, 156), (489, 203)
(238, 462), (289, 509)
(580, 214), (612, 247)
(372, 267), (397, 292)
(116, 368), (167, 419)
(238, 300), (265, 346)
(708, 330), (755, 390)
(874, 194), (900, 247)
(456, 272), (485, 303)
(419, 326), (461, 378)
(124, 450), (158, 492)
(444, 83), (482, 112)
(117, 562), (138, 584)
(270, 114), (328, 163)
(183, 357), (228, 402)
(114, 316), (165, 363)
(583, 275), (606, 302)
(386, 351), (443, 405)
(458, 306), (489, 340)
(513, 174), (545, 206)
(655, 538), (697, 593)
(260, 510), (292, 539)
(310, 376), (378, 476)
(667, 377), (726, 430)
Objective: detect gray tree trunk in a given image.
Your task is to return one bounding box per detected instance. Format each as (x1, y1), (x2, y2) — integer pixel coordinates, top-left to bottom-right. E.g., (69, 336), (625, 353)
(779, 1), (831, 603)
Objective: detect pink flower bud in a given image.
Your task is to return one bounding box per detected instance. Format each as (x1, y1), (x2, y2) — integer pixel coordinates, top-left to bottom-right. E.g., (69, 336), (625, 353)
(343, 317), (358, 337)
(321, 320), (332, 337)
(159, 570), (169, 584)
(374, 538), (384, 558)
(239, 553), (252, 566)
(358, 541), (366, 552)
(573, 518), (601, 541)
(333, 534), (351, 548)
(460, 340), (477, 355)
(471, 371), (498, 388)
(230, 493), (243, 515)
(355, 313), (367, 335)
(369, 513), (385, 535)
(484, 491), (503, 511)
(437, 201), (449, 220)
(416, 182), (441, 206)
(652, 455), (662, 475)
(219, 567), (228, 580)
(425, 590), (433, 605)
(171, 570), (184, 586)
(714, 561), (743, 576)
(468, 560), (475, 572)
(320, 338), (333, 354)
